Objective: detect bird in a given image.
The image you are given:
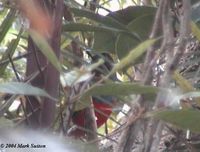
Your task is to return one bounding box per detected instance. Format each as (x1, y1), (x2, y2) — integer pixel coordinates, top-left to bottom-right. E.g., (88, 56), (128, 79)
(71, 96), (116, 137)
(69, 53), (117, 138)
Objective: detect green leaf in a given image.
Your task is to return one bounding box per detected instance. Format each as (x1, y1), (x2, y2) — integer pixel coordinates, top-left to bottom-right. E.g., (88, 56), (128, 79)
(0, 29), (22, 75)
(127, 14), (155, 40)
(62, 23), (126, 54)
(116, 14), (155, 59)
(151, 109), (200, 133)
(0, 82), (56, 101)
(62, 23), (120, 33)
(0, 9), (16, 43)
(93, 31), (117, 53)
(173, 71), (194, 92)
(79, 82), (159, 110)
(82, 82), (159, 98)
(116, 34), (139, 60)
(108, 6), (156, 25)
(70, 8), (127, 30)
(92, 6), (156, 53)
(113, 38), (157, 72)
(29, 30), (62, 72)
(178, 91), (200, 99)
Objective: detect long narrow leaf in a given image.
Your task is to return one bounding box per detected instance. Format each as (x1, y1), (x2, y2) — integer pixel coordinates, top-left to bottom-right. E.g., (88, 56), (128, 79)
(70, 8), (127, 30)
(191, 21), (200, 41)
(0, 82), (56, 101)
(151, 109), (200, 133)
(173, 71), (200, 107)
(82, 82), (159, 98)
(112, 38), (157, 72)
(0, 9), (16, 43)
(63, 23), (118, 33)
(29, 30), (62, 72)
(173, 71), (194, 92)
(0, 29), (22, 75)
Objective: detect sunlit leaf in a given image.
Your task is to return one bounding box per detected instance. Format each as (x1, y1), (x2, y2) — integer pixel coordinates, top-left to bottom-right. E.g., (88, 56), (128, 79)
(113, 38), (157, 72)
(151, 109), (200, 133)
(29, 30), (62, 72)
(173, 71), (194, 92)
(0, 82), (56, 101)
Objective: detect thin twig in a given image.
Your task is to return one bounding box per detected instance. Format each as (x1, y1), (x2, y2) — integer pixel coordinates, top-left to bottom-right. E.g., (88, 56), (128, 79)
(148, 1), (191, 152)
(15, 107), (40, 126)
(75, 125), (118, 144)
(114, 0), (165, 151)
(32, 43), (45, 79)
(0, 52), (30, 66)
(144, 1), (171, 151)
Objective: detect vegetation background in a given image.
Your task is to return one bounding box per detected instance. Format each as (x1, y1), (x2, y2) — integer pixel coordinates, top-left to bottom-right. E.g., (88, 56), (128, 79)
(1, 0), (200, 151)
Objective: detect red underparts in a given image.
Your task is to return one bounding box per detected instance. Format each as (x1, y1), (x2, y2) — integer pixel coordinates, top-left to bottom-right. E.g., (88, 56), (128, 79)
(70, 99), (113, 137)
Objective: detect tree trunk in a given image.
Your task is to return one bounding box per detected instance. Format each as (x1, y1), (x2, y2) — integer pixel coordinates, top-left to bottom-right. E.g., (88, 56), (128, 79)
(25, 0), (63, 129)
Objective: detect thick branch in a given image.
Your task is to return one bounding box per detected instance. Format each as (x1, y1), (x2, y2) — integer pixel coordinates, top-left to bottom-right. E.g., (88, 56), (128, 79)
(40, 0), (64, 128)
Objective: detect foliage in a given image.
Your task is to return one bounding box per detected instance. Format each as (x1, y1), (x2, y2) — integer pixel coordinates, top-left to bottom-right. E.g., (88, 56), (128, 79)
(1, 0), (200, 152)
